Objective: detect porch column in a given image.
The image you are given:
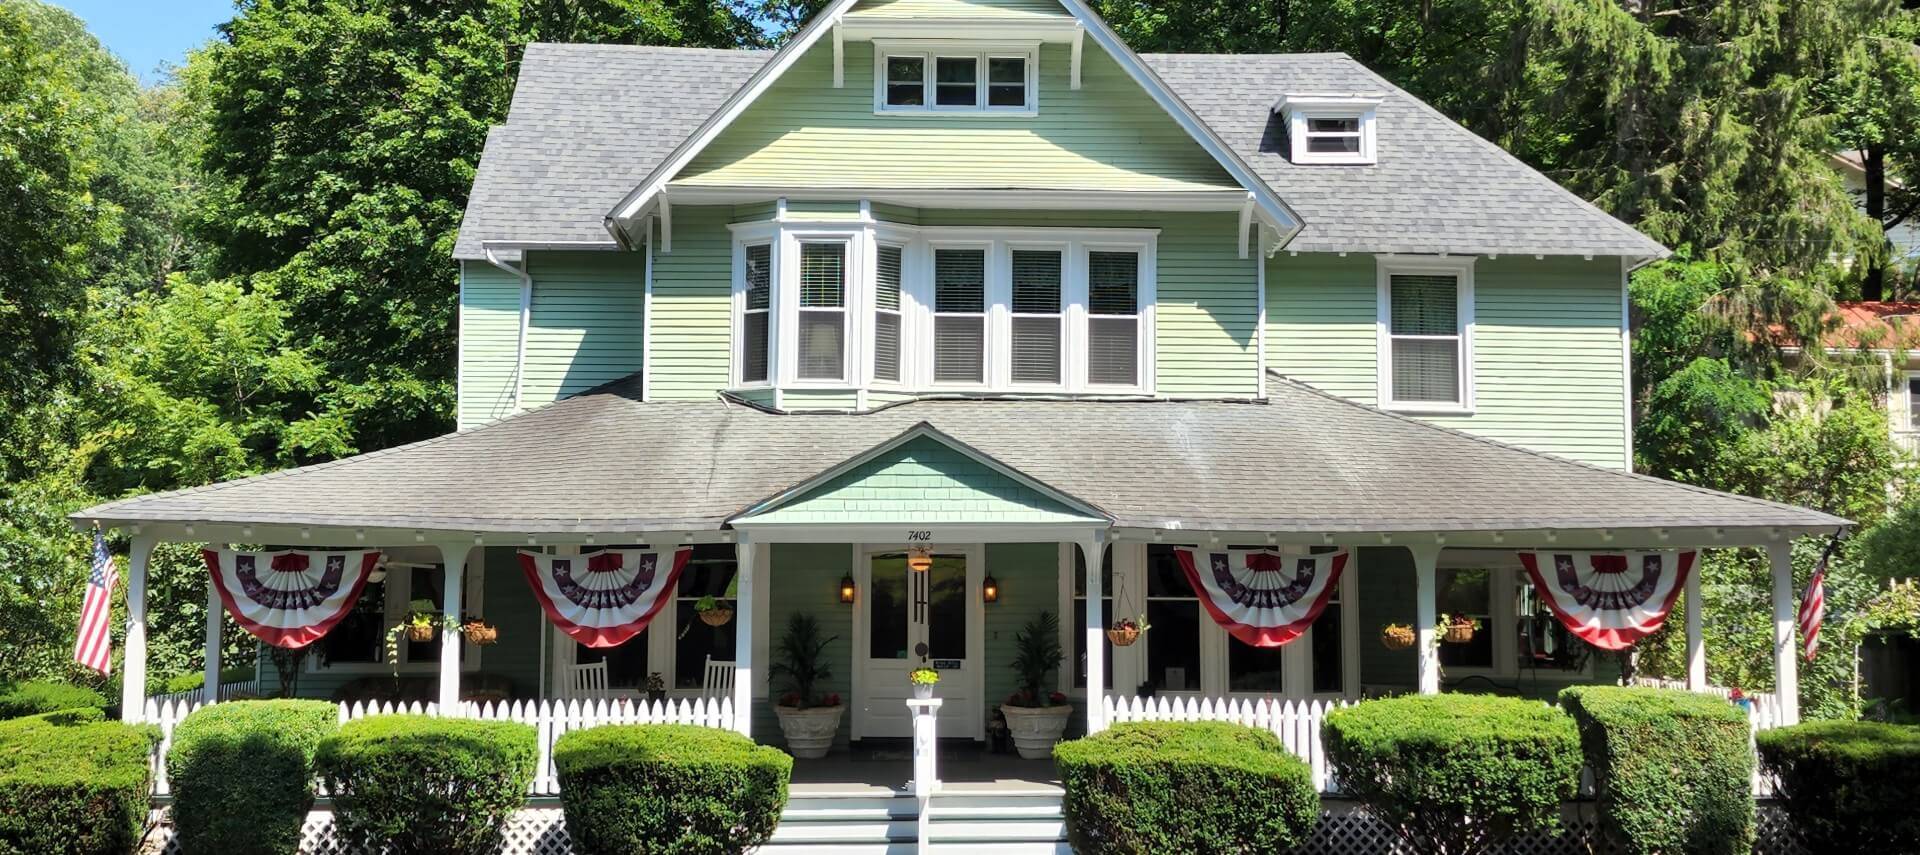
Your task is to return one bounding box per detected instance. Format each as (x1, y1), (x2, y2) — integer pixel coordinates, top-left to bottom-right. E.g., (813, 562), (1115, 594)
(1078, 532), (1107, 733)
(1685, 556), (1706, 691)
(201, 578), (223, 705)
(436, 542), (470, 712)
(1767, 542), (1801, 724)
(119, 535), (157, 721)
(733, 536), (756, 738)
(1410, 544), (1442, 695)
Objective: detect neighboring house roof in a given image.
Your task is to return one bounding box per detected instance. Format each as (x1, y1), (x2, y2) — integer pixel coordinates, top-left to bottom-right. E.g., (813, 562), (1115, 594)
(74, 372), (1843, 536)
(1785, 300), (1920, 351)
(1833, 151), (1907, 191)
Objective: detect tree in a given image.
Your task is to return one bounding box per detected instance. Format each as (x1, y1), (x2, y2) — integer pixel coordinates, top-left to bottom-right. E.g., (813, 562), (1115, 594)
(1822, 8), (1920, 299)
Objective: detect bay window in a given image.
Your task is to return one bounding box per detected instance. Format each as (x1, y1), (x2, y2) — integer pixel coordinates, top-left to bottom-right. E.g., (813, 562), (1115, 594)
(740, 243), (771, 385)
(1378, 255), (1474, 411)
(873, 245), (904, 382)
(796, 242), (848, 381)
(1009, 249), (1064, 385)
(934, 248), (988, 384)
(1087, 250), (1142, 387)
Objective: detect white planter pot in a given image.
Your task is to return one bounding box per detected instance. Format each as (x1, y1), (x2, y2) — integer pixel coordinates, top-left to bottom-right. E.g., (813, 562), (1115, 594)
(912, 683), (935, 700)
(773, 705), (844, 759)
(1000, 703), (1073, 760)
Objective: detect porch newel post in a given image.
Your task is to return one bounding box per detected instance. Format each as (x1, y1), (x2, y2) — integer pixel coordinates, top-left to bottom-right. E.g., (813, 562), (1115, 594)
(1685, 556), (1706, 691)
(202, 578), (223, 705)
(1767, 542), (1800, 724)
(1079, 531), (1108, 733)
(733, 536), (756, 738)
(436, 542), (470, 713)
(1410, 544), (1442, 695)
(120, 535), (157, 720)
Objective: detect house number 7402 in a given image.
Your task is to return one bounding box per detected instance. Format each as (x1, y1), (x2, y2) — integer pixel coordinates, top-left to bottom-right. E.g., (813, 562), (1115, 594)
(906, 530), (933, 542)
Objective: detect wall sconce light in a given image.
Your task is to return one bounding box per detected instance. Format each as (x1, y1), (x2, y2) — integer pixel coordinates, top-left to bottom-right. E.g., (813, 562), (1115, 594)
(839, 574), (856, 604)
(982, 574), (1000, 604)
(907, 546), (933, 573)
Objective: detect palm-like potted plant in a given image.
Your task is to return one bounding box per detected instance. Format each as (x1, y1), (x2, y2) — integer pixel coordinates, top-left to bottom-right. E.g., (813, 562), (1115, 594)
(770, 613), (843, 759)
(909, 666), (940, 699)
(1000, 610), (1073, 759)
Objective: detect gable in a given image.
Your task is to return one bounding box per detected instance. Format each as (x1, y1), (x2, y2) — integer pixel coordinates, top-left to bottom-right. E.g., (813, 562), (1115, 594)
(848, 0), (1071, 18)
(734, 434), (1108, 525)
(674, 37), (1240, 193)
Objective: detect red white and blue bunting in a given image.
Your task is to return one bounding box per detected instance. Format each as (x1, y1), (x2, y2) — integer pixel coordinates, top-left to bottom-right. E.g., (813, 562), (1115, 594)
(202, 548), (383, 649)
(519, 548), (691, 648)
(1516, 550), (1696, 650)
(1173, 548), (1349, 648)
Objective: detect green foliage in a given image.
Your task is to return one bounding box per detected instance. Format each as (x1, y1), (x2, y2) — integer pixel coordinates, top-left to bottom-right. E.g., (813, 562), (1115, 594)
(169, 699), (338, 854)
(0, 714), (159, 855)
(159, 665), (258, 696)
(0, 680), (106, 719)
(769, 613), (836, 709)
(316, 714), (538, 855)
(1055, 721), (1319, 854)
(1322, 694), (1581, 855)
(1009, 610), (1064, 707)
(1756, 720), (1920, 851)
(553, 724), (791, 855)
(1560, 686), (1754, 854)
(1857, 497), (1920, 582)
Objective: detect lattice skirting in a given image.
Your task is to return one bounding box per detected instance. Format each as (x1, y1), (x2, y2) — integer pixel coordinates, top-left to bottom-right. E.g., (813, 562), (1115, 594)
(144, 803), (573, 855)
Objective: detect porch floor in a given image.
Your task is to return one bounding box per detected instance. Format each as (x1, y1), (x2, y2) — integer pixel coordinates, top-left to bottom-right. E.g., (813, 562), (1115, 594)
(787, 739), (1063, 795)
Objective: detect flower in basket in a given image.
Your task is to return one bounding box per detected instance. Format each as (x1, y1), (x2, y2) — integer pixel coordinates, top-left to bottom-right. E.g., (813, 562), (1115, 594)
(647, 672), (666, 693)
(1048, 691), (1068, 705)
(1728, 687), (1747, 701)
(822, 693), (842, 707)
(779, 691), (803, 707)
(1381, 623), (1416, 649)
(909, 667), (941, 686)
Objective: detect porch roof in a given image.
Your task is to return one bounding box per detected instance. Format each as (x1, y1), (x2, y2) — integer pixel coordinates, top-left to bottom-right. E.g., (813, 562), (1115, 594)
(72, 372), (1846, 540)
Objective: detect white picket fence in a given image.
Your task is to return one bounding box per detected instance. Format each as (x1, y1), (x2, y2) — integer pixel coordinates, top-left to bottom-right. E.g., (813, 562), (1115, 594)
(145, 678), (261, 708)
(138, 695), (737, 797)
(1103, 695), (1352, 792)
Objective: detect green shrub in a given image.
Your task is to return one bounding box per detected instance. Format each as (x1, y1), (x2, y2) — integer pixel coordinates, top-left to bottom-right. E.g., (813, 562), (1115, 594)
(1055, 721), (1319, 854)
(1323, 694), (1581, 855)
(0, 715), (159, 854)
(169, 700), (338, 854)
(553, 724), (792, 855)
(1560, 686), (1754, 854)
(160, 666), (258, 696)
(1757, 720), (1920, 851)
(0, 681), (108, 719)
(316, 714), (537, 855)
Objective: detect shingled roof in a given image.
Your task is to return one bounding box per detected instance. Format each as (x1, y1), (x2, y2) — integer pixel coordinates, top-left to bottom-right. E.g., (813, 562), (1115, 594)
(452, 42), (1667, 261)
(75, 373), (1842, 537)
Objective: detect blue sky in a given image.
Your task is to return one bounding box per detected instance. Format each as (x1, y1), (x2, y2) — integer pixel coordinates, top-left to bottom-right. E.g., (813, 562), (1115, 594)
(52, 0), (235, 85)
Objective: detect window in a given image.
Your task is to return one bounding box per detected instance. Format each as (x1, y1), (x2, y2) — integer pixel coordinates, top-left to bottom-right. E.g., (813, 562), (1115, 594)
(314, 558), (481, 673)
(796, 242), (847, 381)
(1312, 579), (1345, 694)
(1276, 94), (1380, 165)
(673, 546), (738, 689)
(934, 248), (987, 384)
(884, 56), (925, 107)
(877, 45), (1035, 114)
(1437, 568), (1494, 670)
(873, 245), (904, 383)
(1144, 545), (1201, 692)
(1072, 546), (1114, 690)
(935, 56), (977, 106)
(576, 631), (649, 690)
(740, 243), (771, 384)
(988, 57), (1027, 107)
(1010, 250), (1064, 385)
(1087, 251), (1142, 387)
(1379, 257), (1473, 410)
(321, 576), (387, 664)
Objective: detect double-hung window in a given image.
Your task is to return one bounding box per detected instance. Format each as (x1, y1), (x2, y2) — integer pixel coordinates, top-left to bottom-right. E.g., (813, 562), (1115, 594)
(739, 244), (772, 385)
(873, 245), (904, 383)
(933, 247), (988, 384)
(1010, 249), (1064, 385)
(1086, 250), (1143, 387)
(796, 242), (848, 381)
(878, 44), (1036, 114)
(1378, 257), (1473, 411)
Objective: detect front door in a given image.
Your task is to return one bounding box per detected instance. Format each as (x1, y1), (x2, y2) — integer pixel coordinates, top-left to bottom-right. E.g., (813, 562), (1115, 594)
(856, 550), (980, 739)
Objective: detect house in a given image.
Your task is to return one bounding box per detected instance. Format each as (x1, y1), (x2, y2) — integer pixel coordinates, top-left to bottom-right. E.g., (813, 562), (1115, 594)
(82, 1), (1841, 840)
(1833, 151), (1920, 277)
(1782, 300), (1920, 455)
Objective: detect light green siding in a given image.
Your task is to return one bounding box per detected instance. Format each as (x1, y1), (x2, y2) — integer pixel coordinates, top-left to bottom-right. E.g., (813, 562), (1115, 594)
(780, 389), (864, 410)
(761, 544), (856, 749)
(1266, 253), (1628, 469)
(849, 0), (1070, 18)
(649, 206), (736, 399)
(983, 542), (1064, 714)
(478, 546), (547, 697)
(675, 39), (1237, 193)
(742, 434), (1102, 524)
(521, 252), (646, 406)
(458, 261), (522, 430)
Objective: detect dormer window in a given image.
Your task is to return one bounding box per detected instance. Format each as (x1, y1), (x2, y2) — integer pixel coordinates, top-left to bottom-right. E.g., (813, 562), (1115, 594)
(1275, 94), (1382, 165)
(876, 42), (1037, 115)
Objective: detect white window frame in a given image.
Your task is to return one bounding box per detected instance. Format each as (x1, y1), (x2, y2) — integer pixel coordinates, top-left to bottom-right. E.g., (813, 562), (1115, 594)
(870, 239), (910, 388)
(787, 233), (860, 385)
(1275, 94), (1382, 165)
(874, 40), (1040, 117)
(730, 224), (779, 389)
(1005, 242), (1070, 389)
(309, 555), (485, 675)
(1376, 254), (1475, 414)
(926, 238), (997, 390)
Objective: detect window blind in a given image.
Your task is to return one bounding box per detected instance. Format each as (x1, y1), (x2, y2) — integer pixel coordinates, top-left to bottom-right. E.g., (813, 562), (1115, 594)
(1011, 250), (1062, 384)
(1389, 274), (1456, 335)
(1392, 340), (1459, 402)
(935, 249), (985, 312)
(740, 244), (771, 383)
(873, 245), (903, 382)
(798, 243), (845, 308)
(1388, 273), (1461, 403)
(797, 313), (844, 380)
(1088, 251), (1138, 315)
(934, 249), (987, 384)
(744, 244), (771, 311)
(796, 242), (845, 380)
(1011, 250), (1061, 313)
(1087, 251), (1140, 385)
(875, 245), (903, 311)
(935, 317), (985, 383)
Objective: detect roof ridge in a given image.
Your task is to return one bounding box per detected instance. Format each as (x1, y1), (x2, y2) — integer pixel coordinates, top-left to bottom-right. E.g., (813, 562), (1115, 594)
(1261, 370), (1850, 527)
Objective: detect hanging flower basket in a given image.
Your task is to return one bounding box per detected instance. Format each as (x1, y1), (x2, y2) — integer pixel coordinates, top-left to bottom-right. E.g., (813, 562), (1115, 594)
(1380, 624), (1415, 650)
(1106, 616), (1148, 647)
(463, 621), (499, 646)
(1442, 617), (1479, 645)
(695, 595), (734, 627)
(406, 623), (436, 643)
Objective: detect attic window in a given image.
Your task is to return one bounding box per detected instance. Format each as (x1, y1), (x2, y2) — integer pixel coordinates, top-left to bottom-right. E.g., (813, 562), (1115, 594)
(1275, 94), (1383, 165)
(877, 41), (1037, 115)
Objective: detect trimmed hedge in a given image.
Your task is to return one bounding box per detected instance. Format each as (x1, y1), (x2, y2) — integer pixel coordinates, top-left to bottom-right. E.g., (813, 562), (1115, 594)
(160, 666), (258, 696)
(553, 724), (792, 855)
(169, 700), (339, 854)
(317, 714), (538, 855)
(0, 681), (108, 720)
(1757, 720), (1920, 851)
(1323, 694), (1581, 855)
(1560, 686), (1754, 854)
(0, 714), (159, 855)
(1055, 721), (1319, 854)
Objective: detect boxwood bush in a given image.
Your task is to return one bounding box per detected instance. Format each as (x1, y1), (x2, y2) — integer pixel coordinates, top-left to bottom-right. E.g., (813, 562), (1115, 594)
(1560, 686), (1754, 854)
(0, 681), (108, 720)
(554, 724), (792, 855)
(160, 666), (259, 696)
(1055, 721), (1319, 854)
(0, 714), (159, 854)
(1757, 720), (1920, 850)
(1323, 694), (1581, 855)
(316, 714), (538, 855)
(169, 700), (339, 854)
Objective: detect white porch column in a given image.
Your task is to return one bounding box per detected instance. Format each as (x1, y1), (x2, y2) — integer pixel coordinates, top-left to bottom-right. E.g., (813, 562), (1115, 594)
(1767, 542), (1801, 724)
(733, 536), (757, 738)
(436, 543), (470, 712)
(1410, 544), (1442, 695)
(119, 535), (157, 720)
(201, 579), (223, 705)
(1078, 532), (1108, 733)
(1685, 556), (1706, 691)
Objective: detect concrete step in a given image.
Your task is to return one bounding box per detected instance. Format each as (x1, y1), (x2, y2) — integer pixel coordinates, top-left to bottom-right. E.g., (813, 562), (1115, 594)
(928, 817), (1069, 843)
(761, 788), (1070, 851)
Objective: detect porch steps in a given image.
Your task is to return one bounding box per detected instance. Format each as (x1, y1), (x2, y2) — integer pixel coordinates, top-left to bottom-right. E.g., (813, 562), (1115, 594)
(758, 788), (1069, 854)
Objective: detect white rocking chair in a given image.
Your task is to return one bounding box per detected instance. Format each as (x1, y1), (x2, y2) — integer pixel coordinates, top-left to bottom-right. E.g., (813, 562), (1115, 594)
(702, 655), (735, 701)
(568, 661), (610, 701)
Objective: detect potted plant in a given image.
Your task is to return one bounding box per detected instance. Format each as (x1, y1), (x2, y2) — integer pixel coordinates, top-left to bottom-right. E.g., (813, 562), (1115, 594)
(1106, 614), (1149, 647)
(1380, 623), (1415, 650)
(1000, 610), (1073, 759)
(462, 617), (498, 645)
(384, 600), (458, 673)
(695, 594), (734, 627)
(909, 667), (940, 699)
(1729, 686), (1753, 713)
(770, 613), (843, 759)
(646, 672), (667, 704)
(1440, 614), (1481, 644)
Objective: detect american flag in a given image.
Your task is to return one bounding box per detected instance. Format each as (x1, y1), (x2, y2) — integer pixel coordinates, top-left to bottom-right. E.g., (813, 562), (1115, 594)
(1798, 531), (1843, 662)
(73, 530), (117, 674)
